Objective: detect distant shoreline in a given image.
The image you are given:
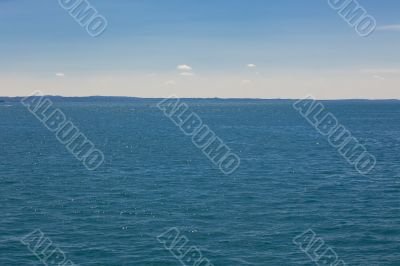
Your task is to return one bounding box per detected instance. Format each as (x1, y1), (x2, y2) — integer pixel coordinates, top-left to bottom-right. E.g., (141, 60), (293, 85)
(0, 96), (399, 103)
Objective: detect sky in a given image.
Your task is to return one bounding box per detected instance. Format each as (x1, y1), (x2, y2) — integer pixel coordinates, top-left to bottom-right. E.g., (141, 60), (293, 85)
(1, 0), (400, 99)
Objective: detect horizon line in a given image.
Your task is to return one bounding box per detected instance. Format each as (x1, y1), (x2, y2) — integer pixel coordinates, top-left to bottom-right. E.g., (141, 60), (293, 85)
(1, 95), (400, 101)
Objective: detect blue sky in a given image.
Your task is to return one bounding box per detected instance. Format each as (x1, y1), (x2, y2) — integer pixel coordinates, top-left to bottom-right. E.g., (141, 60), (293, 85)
(1, 0), (400, 98)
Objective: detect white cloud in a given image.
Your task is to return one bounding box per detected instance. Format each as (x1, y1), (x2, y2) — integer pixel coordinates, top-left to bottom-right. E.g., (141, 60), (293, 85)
(55, 73), (65, 77)
(373, 75), (385, 81)
(241, 79), (252, 84)
(177, 64), (192, 71)
(376, 24), (400, 31)
(247, 64), (257, 69)
(180, 72), (195, 76)
(165, 80), (176, 86)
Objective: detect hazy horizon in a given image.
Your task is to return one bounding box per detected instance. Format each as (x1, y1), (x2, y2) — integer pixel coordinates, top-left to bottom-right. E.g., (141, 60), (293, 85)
(2, 94), (400, 101)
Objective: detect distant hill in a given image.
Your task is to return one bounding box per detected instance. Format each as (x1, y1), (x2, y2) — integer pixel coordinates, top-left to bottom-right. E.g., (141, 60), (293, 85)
(0, 96), (294, 104)
(0, 96), (399, 104)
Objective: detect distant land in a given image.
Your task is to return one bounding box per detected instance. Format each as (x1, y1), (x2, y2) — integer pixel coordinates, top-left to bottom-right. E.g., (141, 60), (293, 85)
(0, 96), (399, 103)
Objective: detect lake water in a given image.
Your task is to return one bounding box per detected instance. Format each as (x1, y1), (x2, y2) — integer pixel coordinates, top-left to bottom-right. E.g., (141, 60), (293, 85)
(0, 100), (399, 265)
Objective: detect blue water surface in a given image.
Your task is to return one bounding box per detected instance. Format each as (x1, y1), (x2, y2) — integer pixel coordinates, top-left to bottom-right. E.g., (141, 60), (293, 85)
(0, 100), (399, 265)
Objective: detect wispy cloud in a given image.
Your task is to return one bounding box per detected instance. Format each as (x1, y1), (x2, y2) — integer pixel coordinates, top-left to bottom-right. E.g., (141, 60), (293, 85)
(241, 79), (252, 85)
(165, 80), (176, 86)
(372, 75), (386, 81)
(360, 68), (400, 74)
(376, 24), (400, 31)
(177, 64), (192, 71)
(180, 72), (195, 76)
(247, 64), (257, 69)
(55, 73), (65, 77)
